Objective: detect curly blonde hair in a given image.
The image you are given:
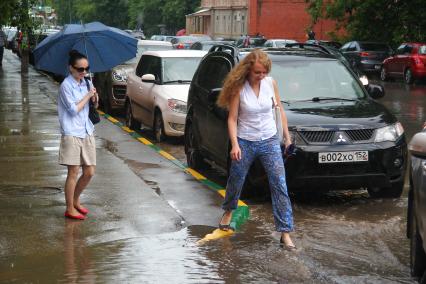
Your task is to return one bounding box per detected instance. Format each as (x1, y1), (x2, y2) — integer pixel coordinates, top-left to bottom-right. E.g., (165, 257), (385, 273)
(217, 49), (271, 108)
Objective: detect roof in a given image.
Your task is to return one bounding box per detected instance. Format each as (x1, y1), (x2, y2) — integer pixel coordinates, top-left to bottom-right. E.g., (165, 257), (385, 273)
(142, 50), (207, 58)
(137, 39), (172, 46)
(187, 8), (211, 17)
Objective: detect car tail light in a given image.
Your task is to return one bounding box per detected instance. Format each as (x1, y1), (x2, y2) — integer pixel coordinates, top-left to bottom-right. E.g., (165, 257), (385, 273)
(360, 52), (370, 57)
(176, 43), (184, 49)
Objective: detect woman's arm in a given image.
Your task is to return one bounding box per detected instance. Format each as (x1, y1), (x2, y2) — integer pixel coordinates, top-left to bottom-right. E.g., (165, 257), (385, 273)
(228, 91), (241, 161)
(272, 79), (291, 147)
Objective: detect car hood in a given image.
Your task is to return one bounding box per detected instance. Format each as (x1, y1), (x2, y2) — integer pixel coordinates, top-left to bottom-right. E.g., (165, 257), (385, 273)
(157, 84), (190, 102)
(113, 64), (134, 74)
(285, 99), (397, 130)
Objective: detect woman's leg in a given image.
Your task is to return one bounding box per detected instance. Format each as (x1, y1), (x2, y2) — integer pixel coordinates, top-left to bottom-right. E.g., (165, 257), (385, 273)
(220, 138), (256, 226)
(73, 165), (95, 209)
(65, 165), (81, 215)
(258, 138), (294, 245)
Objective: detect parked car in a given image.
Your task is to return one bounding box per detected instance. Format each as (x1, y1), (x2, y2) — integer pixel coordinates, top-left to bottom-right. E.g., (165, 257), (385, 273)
(381, 43), (426, 84)
(306, 39), (342, 49)
(185, 45), (407, 197)
(125, 50), (207, 141)
(407, 128), (426, 282)
(340, 41), (393, 73)
(94, 40), (172, 113)
(190, 40), (234, 51)
(150, 35), (174, 42)
(170, 36), (199, 49)
(234, 36), (267, 48)
(263, 39), (297, 48)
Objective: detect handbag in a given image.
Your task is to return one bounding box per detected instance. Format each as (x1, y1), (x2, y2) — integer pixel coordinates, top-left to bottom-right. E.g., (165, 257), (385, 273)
(272, 96), (284, 145)
(84, 77), (100, 125)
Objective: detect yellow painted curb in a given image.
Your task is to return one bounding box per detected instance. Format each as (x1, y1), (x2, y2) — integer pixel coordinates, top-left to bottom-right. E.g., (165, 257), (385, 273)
(122, 126), (134, 133)
(97, 110), (105, 115)
(218, 190), (248, 207)
(158, 150), (176, 160)
(137, 137), (153, 145)
(185, 168), (207, 180)
(107, 116), (119, 123)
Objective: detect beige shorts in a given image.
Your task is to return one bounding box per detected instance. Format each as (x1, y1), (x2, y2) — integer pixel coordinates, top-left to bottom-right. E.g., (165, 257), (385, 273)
(59, 135), (96, 166)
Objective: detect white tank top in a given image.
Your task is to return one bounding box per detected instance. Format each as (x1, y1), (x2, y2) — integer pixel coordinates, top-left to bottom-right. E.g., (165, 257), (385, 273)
(237, 76), (277, 141)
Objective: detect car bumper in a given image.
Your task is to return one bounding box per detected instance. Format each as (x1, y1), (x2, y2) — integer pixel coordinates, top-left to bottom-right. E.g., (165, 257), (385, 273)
(163, 110), (187, 137)
(359, 60), (383, 72)
(412, 67), (426, 79)
(285, 139), (407, 191)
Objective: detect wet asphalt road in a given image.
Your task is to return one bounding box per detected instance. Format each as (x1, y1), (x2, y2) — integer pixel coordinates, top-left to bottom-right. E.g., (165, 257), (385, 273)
(1, 49), (425, 283)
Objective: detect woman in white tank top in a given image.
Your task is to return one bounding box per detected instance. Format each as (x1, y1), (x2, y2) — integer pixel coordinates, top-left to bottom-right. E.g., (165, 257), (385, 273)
(217, 49), (295, 249)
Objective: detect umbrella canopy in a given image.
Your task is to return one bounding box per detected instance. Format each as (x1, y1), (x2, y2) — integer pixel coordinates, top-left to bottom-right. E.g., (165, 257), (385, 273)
(33, 22), (138, 76)
(176, 29), (186, 36)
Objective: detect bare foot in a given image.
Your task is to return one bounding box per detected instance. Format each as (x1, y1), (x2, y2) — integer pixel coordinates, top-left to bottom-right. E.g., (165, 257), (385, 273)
(280, 233), (296, 249)
(219, 211), (233, 230)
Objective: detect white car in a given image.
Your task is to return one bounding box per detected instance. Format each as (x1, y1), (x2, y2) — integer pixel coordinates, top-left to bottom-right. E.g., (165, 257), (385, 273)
(125, 50), (207, 141)
(263, 39), (297, 48)
(94, 40), (172, 113)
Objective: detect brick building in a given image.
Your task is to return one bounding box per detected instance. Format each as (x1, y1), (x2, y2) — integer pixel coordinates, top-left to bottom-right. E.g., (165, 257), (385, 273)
(186, 0), (340, 41)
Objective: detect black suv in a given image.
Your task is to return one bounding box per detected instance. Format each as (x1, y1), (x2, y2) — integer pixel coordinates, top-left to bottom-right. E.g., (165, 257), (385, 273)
(184, 45), (407, 198)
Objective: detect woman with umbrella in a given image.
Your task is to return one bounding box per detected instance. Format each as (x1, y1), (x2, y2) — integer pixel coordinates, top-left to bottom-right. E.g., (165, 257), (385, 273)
(58, 50), (98, 220)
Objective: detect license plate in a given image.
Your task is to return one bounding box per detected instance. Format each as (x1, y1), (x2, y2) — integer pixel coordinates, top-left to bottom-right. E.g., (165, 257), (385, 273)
(318, 151), (368, 163)
(374, 65), (381, 69)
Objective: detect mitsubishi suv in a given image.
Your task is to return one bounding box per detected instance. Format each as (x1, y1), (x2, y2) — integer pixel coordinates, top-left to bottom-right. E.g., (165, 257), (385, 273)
(184, 45), (407, 198)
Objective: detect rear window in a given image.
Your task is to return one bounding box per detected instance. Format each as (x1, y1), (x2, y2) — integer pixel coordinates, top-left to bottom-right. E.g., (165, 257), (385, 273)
(418, 45), (426, 55)
(359, 43), (390, 52)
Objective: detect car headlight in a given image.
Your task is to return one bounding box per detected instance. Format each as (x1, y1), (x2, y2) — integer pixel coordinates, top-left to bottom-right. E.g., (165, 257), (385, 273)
(167, 99), (187, 114)
(112, 70), (128, 82)
(374, 122), (404, 142)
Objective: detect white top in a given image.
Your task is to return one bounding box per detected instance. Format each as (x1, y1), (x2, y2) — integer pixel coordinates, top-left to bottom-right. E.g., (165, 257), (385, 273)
(237, 76), (277, 141)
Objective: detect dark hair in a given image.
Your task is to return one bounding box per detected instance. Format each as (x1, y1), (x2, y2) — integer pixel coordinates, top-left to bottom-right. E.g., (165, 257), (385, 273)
(68, 50), (87, 66)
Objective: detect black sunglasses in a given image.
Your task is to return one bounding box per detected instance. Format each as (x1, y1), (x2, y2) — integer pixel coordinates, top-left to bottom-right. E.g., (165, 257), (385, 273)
(73, 66), (90, 73)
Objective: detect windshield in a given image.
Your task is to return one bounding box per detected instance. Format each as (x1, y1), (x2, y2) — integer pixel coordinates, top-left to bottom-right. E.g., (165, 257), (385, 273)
(270, 59), (366, 102)
(128, 45), (172, 64)
(162, 57), (202, 82)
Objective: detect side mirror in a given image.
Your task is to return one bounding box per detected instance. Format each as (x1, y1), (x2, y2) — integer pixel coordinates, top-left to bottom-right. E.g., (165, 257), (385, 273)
(141, 74), (156, 83)
(409, 131), (426, 158)
(367, 84), (385, 99)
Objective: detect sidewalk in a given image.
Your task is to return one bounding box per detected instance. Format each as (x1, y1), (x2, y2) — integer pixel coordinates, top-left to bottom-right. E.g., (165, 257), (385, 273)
(0, 49), (228, 237)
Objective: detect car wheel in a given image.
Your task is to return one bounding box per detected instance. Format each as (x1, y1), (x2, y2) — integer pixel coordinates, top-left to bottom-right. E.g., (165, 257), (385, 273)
(184, 119), (207, 169)
(410, 206), (426, 278)
(380, 67), (388, 81)
(405, 68), (414, 84)
(153, 110), (166, 142)
(125, 100), (140, 131)
(367, 181), (404, 198)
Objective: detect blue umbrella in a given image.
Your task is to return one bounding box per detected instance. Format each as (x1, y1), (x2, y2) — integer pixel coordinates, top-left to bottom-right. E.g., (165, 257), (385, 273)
(33, 22), (138, 76)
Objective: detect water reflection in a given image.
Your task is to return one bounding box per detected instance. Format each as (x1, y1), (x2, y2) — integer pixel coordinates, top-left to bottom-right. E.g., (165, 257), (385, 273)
(61, 220), (96, 284)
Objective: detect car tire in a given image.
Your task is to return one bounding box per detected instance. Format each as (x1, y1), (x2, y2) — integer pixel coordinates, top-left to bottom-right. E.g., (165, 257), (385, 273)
(153, 109), (166, 142)
(410, 206), (426, 278)
(184, 119), (207, 169)
(405, 68), (414, 84)
(380, 67), (388, 81)
(125, 100), (140, 131)
(367, 181), (404, 198)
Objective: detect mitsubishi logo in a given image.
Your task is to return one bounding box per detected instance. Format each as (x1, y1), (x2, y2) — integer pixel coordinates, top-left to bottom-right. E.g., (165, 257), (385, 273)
(337, 134), (346, 143)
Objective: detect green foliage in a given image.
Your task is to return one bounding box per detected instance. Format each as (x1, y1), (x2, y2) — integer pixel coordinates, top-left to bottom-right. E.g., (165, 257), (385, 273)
(128, 0), (200, 36)
(306, 0), (426, 47)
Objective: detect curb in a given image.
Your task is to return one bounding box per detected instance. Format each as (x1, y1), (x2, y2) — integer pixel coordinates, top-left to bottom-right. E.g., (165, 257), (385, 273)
(98, 110), (250, 230)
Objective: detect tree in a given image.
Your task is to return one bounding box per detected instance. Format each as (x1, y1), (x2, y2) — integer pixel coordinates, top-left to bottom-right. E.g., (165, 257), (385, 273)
(305, 0), (426, 47)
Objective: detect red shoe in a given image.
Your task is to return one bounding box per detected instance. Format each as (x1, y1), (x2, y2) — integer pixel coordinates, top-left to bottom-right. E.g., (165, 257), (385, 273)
(75, 206), (89, 215)
(64, 211), (86, 220)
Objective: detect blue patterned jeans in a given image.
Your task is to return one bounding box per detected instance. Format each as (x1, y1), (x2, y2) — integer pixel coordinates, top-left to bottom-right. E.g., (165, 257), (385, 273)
(222, 135), (294, 232)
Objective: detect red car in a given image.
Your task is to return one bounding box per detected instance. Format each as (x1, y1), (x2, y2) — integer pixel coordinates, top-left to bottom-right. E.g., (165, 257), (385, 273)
(381, 43), (426, 84)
